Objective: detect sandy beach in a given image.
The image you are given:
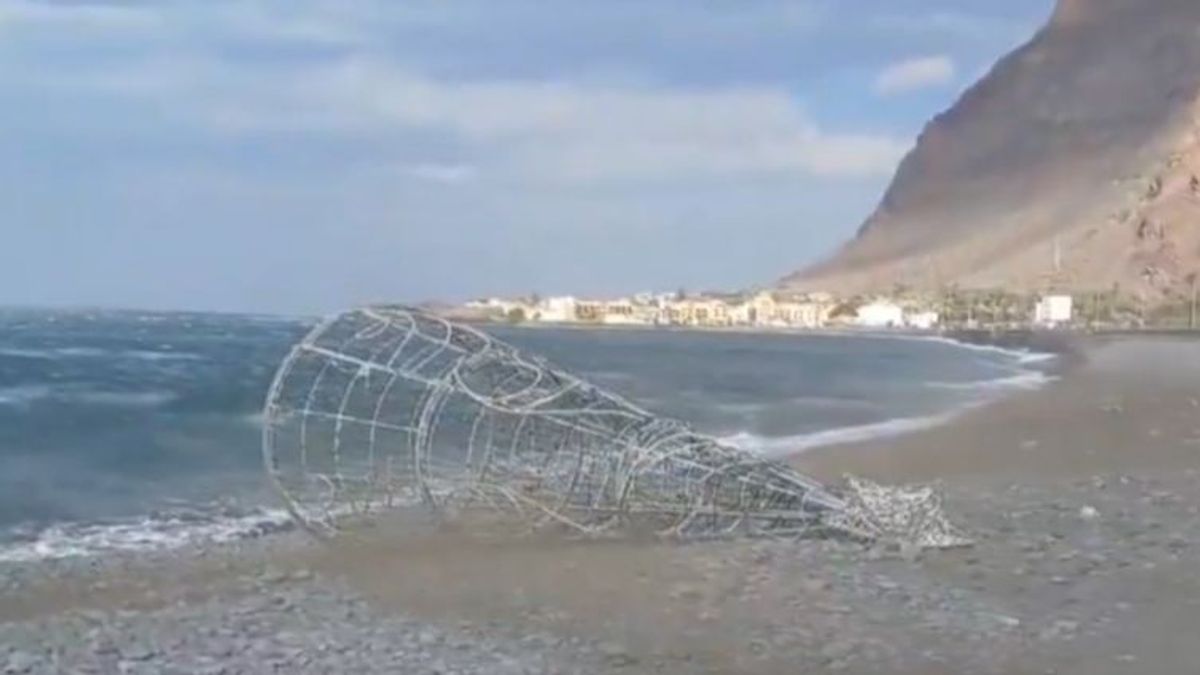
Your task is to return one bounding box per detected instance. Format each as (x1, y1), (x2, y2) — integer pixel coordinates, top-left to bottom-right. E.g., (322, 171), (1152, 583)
(3, 334), (1200, 674)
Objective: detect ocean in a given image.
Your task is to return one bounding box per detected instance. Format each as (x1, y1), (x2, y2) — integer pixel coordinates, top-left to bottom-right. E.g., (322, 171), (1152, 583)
(0, 308), (1055, 563)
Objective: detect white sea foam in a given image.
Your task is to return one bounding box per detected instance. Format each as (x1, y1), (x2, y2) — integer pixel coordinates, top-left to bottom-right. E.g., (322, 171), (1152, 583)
(0, 347), (56, 359)
(0, 346), (106, 359)
(0, 385), (176, 408)
(915, 335), (1059, 366)
(925, 370), (1057, 392)
(712, 396), (876, 416)
(121, 349), (204, 362)
(0, 385), (55, 406)
(722, 342), (1057, 457)
(72, 390), (178, 407)
(0, 507), (294, 564)
(1015, 351), (1058, 365)
(722, 413), (958, 458)
(0, 346), (202, 362)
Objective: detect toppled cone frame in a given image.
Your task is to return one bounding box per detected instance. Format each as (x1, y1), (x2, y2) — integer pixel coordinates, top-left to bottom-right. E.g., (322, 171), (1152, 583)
(263, 306), (967, 548)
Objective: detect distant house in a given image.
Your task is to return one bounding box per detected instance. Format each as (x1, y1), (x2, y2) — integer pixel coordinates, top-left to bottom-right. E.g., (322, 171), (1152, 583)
(575, 300), (606, 323)
(602, 299), (645, 325)
(775, 300), (829, 329)
(747, 291), (777, 326)
(660, 297), (726, 326)
(727, 300), (754, 326)
(693, 298), (731, 326)
(535, 296), (577, 323)
(855, 300), (905, 328)
(1034, 295), (1073, 327)
(904, 310), (940, 330)
(465, 297), (532, 320)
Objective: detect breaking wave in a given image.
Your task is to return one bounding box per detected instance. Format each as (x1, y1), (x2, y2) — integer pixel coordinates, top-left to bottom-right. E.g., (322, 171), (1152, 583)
(0, 506), (294, 564)
(0, 385), (55, 406)
(0, 346), (202, 362)
(0, 385), (177, 408)
(722, 413), (957, 458)
(915, 335), (1059, 366)
(723, 339), (1058, 458)
(925, 370), (1056, 392)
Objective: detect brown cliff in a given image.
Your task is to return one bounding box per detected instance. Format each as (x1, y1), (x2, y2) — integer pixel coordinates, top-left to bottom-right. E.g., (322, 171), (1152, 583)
(784, 0), (1200, 303)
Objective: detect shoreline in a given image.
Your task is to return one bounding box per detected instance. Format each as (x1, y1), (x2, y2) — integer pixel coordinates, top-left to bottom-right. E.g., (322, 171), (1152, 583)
(793, 332), (1200, 485)
(718, 327), (1076, 459)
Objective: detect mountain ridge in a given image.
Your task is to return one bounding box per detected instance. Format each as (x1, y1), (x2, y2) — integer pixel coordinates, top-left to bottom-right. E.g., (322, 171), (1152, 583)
(784, 0), (1200, 303)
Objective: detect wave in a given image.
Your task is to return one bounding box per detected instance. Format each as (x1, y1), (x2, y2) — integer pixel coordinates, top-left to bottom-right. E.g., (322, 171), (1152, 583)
(0, 385), (55, 406)
(722, 412), (959, 458)
(120, 349), (205, 362)
(0, 506), (294, 564)
(0, 346), (203, 362)
(925, 370), (1056, 392)
(915, 335), (1058, 366)
(72, 390), (178, 407)
(722, 354), (1057, 458)
(0, 385), (177, 408)
(712, 396), (876, 415)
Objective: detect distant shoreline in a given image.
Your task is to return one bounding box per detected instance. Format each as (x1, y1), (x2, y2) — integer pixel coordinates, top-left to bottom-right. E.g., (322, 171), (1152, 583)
(478, 318), (1089, 369)
(475, 317), (954, 341)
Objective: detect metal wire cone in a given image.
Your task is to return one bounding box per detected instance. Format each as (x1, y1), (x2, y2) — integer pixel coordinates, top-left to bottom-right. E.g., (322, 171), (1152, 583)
(262, 306), (850, 540)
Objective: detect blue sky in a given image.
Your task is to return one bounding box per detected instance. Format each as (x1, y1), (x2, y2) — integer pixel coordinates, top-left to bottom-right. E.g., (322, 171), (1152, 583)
(0, 0), (1053, 314)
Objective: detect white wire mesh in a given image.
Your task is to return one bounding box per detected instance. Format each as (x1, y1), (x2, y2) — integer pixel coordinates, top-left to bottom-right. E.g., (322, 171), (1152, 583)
(832, 477), (972, 549)
(261, 306), (968, 548)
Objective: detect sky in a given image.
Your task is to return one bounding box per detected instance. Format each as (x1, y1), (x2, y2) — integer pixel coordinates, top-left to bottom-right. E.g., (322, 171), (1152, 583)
(0, 0), (1054, 314)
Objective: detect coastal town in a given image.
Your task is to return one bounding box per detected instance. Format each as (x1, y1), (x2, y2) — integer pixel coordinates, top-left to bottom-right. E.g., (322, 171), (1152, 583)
(446, 289), (1083, 331)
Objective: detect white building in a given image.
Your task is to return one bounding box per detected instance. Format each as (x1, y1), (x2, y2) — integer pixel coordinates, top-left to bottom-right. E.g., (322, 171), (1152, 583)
(904, 310), (940, 330)
(1034, 295), (1073, 327)
(855, 301), (905, 328)
(775, 301), (828, 329)
(534, 296), (577, 323)
(466, 298), (530, 317)
(602, 299), (650, 325)
(728, 301), (753, 326)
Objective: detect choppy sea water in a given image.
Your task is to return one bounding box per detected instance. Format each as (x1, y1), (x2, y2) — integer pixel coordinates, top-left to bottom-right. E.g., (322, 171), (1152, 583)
(0, 309), (1056, 562)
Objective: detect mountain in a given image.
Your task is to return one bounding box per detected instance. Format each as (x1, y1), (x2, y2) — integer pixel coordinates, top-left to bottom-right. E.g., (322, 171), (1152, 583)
(783, 0), (1200, 302)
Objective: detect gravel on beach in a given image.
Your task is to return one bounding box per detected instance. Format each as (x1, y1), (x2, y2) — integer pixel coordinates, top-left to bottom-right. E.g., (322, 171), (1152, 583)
(3, 470), (1199, 675)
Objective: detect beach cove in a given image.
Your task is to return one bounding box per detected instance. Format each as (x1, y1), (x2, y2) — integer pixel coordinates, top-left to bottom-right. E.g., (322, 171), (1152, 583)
(2, 332), (1199, 674)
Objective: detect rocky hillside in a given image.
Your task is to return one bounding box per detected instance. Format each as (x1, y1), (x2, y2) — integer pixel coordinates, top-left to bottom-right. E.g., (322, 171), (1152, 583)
(784, 0), (1200, 303)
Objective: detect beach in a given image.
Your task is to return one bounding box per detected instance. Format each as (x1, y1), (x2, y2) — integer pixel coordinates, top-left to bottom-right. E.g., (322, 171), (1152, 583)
(3, 334), (1200, 674)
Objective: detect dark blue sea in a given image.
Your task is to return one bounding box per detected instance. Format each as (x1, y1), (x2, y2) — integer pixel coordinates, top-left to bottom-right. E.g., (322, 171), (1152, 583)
(0, 308), (1055, 562)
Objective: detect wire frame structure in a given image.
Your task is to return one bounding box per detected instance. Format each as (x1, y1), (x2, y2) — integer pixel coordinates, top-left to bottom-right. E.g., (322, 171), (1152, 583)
(261, 306), (856, 540)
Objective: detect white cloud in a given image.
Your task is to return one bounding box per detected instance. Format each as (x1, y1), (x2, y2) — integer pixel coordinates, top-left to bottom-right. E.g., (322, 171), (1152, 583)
(41, 53), (909, 184)
(205, 59), (910, 182)
(404, 163), (477, 184)
(0, 0), (160, 32)
(0, 0), (920, 184)
(873, 55), (957, 96)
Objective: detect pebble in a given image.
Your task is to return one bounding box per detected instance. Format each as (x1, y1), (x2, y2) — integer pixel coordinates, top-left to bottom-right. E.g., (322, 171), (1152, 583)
(597, 642), (636, 666)
(3, 652), (39, 674)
